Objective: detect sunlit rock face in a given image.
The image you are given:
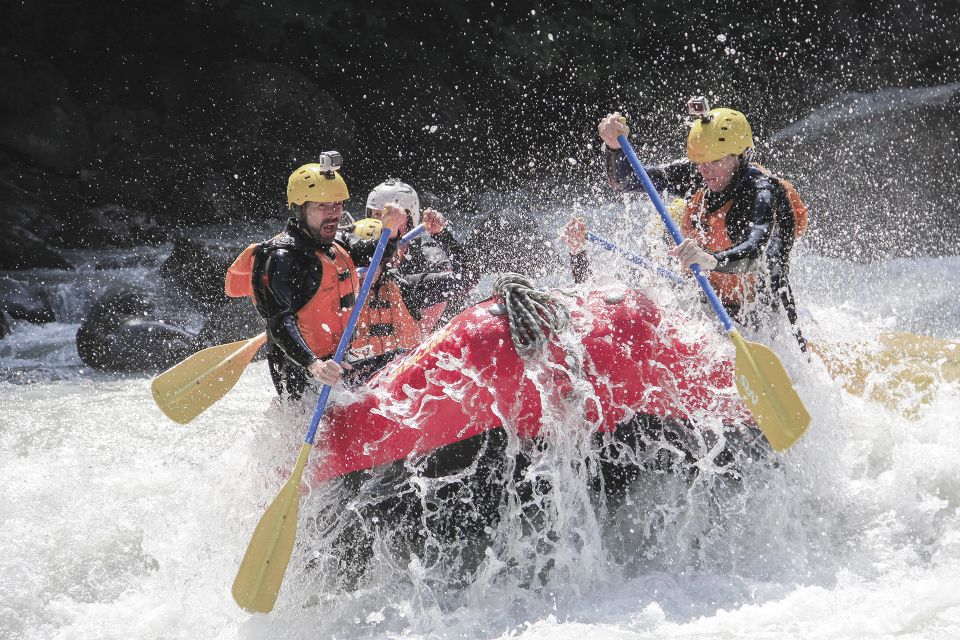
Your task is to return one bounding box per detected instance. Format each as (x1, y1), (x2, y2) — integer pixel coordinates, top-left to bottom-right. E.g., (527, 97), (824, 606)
(764, 84), (960, 261)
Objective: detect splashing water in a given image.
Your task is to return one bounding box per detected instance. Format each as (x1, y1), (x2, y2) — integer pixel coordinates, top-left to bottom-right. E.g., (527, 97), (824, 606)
(2, 221), (959, 639)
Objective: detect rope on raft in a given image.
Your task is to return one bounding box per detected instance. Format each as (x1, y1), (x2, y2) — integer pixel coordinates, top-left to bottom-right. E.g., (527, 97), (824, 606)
(492, 273), (571, 357)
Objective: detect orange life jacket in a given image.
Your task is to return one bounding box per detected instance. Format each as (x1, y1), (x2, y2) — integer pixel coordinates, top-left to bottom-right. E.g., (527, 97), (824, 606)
(753, 164), (809, 237)
(680, 167), (808, 307)
(224, 240), (359, 359)
(351, 277), (422, 358)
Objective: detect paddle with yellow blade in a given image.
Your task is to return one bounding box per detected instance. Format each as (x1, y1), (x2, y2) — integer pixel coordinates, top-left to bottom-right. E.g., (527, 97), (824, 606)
(617, 133), (810, 451)
(811, 331), (960, 417)
(584, 231), (960, 417)
(150, 223), (426, 425)
(232, 224), (393, 614)
(151, 333), (267, 424)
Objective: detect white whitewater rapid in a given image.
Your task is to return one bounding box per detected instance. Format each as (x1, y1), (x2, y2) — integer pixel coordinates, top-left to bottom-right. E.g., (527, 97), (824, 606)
(2, 231), (959, 639)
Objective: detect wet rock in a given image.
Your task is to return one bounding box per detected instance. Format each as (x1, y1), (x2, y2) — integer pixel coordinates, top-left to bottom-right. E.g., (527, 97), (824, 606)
(0, 312), (10, 340)
(158, 236), (238, 313)
(0, 161), (82, 215)
(76, 287), (196, 373)
(0, 179), (66, 242)
(0, 224), (74, 270)
(0, 276), (55, 323)
(208, 61), (356, 156)
(89, 105), (162, 159)
(0, 179), (73, 270)
(181, 61), (357, 220)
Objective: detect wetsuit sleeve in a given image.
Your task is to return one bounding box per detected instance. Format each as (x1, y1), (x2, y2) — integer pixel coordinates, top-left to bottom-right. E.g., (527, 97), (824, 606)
(711, 186), (775, 274)
(394, 231), (479, 314)
(394, 271), (460, 317)
(762, 218), (807, 349)
(604, 147), (696, 196)
(430, 229), (479, 290)
(260, 248), (320, 368)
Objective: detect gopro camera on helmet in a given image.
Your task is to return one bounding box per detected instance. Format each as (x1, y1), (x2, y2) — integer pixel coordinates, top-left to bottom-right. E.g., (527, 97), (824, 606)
(687, 96), (712, 120)
(317, 151), (343, 176)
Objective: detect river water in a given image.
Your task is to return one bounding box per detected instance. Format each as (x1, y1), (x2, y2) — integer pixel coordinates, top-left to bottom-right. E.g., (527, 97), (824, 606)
(2, 222), (959, 639)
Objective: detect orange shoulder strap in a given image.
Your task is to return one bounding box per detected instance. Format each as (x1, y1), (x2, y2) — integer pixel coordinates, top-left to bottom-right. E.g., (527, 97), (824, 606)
(778, 178), (809, 237)
(753, 164), (809, 238)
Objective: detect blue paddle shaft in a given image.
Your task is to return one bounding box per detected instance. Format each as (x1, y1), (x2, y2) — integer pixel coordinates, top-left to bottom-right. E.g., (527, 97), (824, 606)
(585, 231), (684, 285)
(400, 224), (427, 244)
(305, 228), (394, 444)
(616, 134), (735, 332)
(356, 224), (426, 277)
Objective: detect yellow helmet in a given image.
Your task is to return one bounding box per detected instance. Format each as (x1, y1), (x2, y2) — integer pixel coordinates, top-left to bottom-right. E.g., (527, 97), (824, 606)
(686, 108), (753, 164)
(287, 163), (349, 206)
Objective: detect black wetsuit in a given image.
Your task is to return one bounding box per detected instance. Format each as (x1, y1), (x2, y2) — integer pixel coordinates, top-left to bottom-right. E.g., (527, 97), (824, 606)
(250, 218), (396, 399)
(604, 148), (803, 341)
(393, 228), (478, 327)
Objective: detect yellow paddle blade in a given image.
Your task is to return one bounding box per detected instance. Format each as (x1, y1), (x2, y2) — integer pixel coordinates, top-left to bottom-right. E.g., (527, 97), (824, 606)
(729, 330), (811, 452)
(233, 443), (312, 613)
(151, 333), (268, 424)
(811, 332), (960, 418)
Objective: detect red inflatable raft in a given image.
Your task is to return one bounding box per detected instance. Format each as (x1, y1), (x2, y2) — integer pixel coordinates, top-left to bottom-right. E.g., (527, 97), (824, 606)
(308, 287), (752, 489)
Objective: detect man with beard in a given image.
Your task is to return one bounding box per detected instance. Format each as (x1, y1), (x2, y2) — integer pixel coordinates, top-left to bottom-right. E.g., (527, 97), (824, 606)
(225, 154), (405, 399)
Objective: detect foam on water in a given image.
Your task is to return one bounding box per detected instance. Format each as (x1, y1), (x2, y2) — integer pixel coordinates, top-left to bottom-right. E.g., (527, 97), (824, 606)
(1, 238), (959, 639)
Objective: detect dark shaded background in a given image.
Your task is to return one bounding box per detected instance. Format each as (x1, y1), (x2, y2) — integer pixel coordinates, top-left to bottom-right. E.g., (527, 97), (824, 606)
(3, 0), (960, 269)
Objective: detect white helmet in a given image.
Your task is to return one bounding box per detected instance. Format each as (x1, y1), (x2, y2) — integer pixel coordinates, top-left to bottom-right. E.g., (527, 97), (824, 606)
(366, 179), (421, 225)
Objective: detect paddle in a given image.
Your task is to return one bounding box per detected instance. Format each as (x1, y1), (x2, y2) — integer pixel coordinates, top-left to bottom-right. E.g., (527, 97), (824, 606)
(811, 331), (960, 416)
(151, 332), (268, 424)
(616, 133), (810, 451)
(585, 230), (685, 285)
(586, 225), (960, 414)
(150, 224), (426, 424)
(232, 225), (393, 614)
(358, 223), (425, 277)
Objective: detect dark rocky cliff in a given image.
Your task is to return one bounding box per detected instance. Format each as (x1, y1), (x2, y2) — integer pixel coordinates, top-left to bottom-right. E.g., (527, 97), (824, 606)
(2, 0), (959, 263)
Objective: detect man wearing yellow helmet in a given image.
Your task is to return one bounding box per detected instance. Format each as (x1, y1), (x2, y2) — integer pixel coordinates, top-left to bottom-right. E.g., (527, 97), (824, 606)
(596, 102), (808, 340)
(225, 153), (406, 398)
